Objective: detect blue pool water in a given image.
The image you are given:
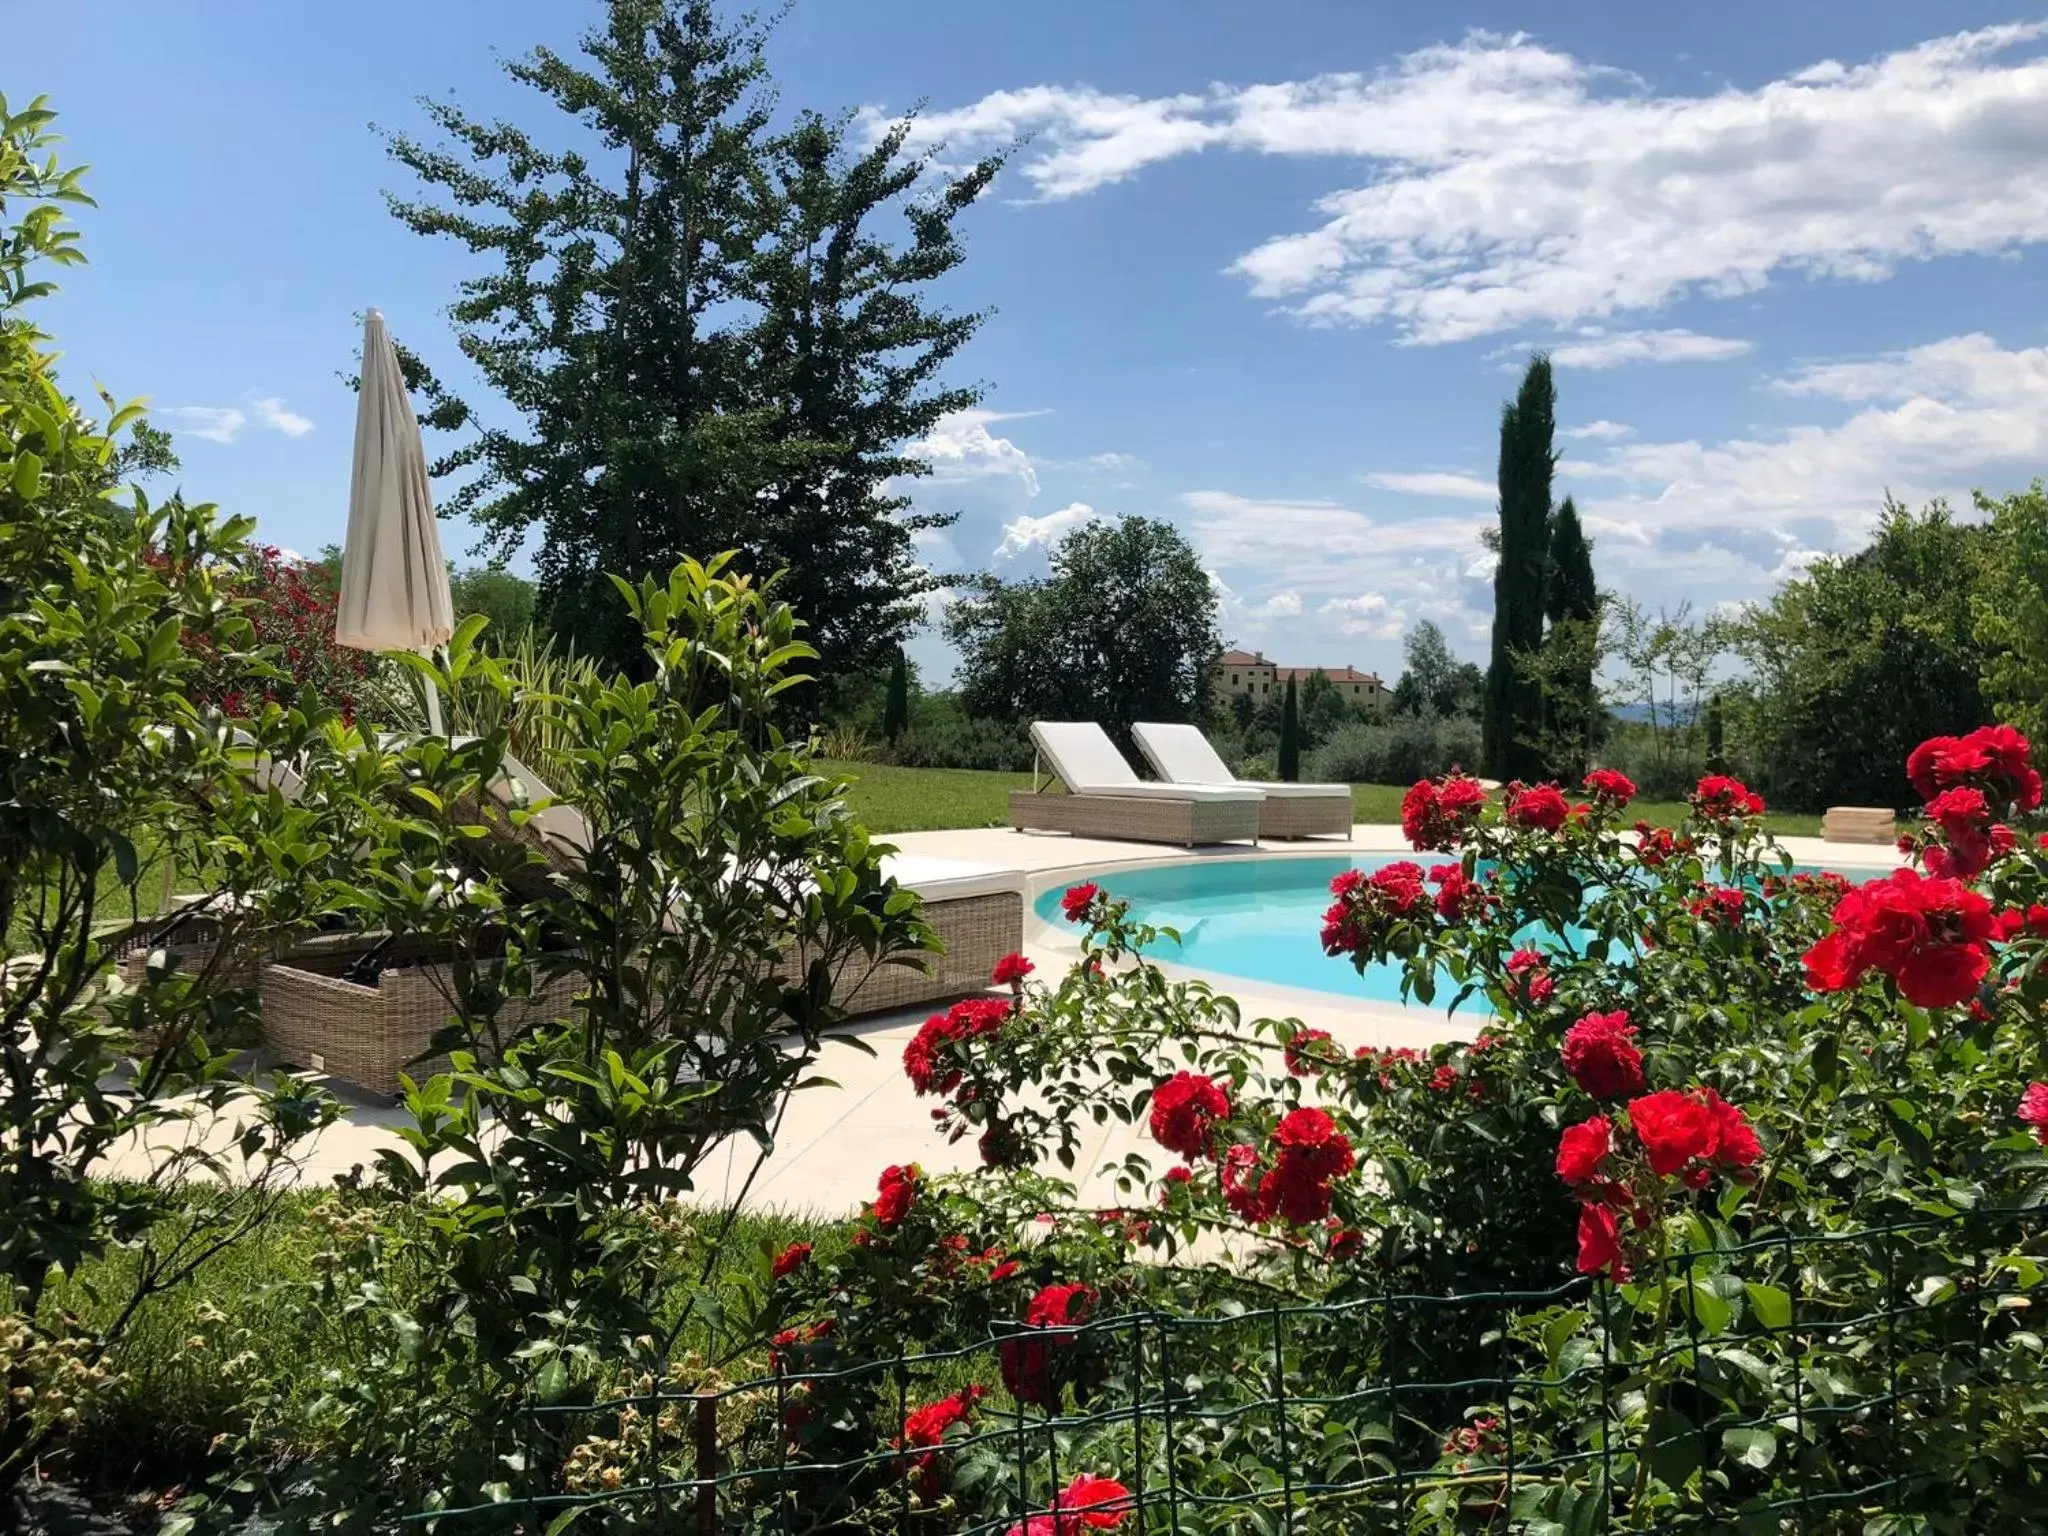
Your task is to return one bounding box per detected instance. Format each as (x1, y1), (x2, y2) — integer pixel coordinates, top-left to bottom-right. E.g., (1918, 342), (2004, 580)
(1031, 855), (1884, 1007)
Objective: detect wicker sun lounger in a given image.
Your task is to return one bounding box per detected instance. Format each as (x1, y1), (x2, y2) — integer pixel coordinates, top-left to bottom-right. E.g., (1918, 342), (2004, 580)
(1132, 721), (1354, 839)
(1010, 722), (1263, 847)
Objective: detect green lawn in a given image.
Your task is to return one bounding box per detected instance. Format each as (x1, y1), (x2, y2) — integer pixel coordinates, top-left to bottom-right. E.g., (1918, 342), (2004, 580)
(829, 761), (1823, 839)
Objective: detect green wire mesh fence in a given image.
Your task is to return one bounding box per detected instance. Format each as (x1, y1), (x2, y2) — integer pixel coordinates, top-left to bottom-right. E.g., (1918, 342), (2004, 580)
(409, 1207), (2046, 1533)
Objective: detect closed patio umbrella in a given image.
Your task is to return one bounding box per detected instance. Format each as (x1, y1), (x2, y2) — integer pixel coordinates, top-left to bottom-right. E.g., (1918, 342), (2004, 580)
(337, 308), (455, 732)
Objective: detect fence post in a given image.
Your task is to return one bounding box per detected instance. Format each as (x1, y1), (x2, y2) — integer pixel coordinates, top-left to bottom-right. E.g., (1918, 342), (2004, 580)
(695, 1392), (719, 1536)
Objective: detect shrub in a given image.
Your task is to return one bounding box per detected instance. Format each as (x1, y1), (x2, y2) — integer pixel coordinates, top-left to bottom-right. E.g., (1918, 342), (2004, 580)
(0, 98), (338, 1511)
(201, 556), (937, 1527)
(1305, 713), (1482, 785)
(730, 742), (2048, 1530)
(884, 693), (1032, 772)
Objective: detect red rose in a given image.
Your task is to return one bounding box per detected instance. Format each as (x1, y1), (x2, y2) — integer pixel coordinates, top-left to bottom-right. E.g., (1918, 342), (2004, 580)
(1576, 1202), (1626, 1279)
(1633, 823), (1688, 869)
(1148, 1072), (1230, 1157)
(1926, 785), (1991, 837)
(771, 1241), (812, 1279)
(902, 1386), (986, 1490)
(1000, 1283), (1098, 1406)
(1060, 883), (1101, 922)
(1555, 1116), (1613, 1186)
(1561, 1011), (1645, 1099)
(1429, 862), (1486, 920)
(1582, 767), (1636, 807)
(992, 952), (1035, 986)
(1401, 773), (1488, 850)
(1505, 782), (1570, 831)
(1056, 1472), (1131, 1530)
(1695, 1087), (1762, 1171)
(1690, 774), (1765, 820)
(1260, 1108), (1355, 1226)
(1325, 1222), (1365, 1261)
(2019, 1083), (2048, 1145)
(1627, 1090), (1715, 1177)
(1219, 1143), (1272, 1223)
(1505, 946), (1555, 1005)
(873, 1164), (920, 1228)
(1802, 868), (1995, 1009)
(1284, 1028), (1337, 1077)
(1687, 886), (1747, 927)
(1994, 905), (2048, 942)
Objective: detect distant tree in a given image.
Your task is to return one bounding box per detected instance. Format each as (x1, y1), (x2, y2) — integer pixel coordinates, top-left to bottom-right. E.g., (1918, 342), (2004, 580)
(1734, 499), (1993, 811)
(1539, 495), (1600, 776)
(1482, 355), (1556, 780)
(1296, 668), (1355, 750)
(450, 566), (538, 647)
(882, 651), (910, 742)
(1230, 690), (1257, 732)
(1278, 676), (1302, 782)
(1971, 482), (2048, 747)
(381, 0), (998, 688)
(946, 516), (1220, 751)
(1394, 620), (1470, 718)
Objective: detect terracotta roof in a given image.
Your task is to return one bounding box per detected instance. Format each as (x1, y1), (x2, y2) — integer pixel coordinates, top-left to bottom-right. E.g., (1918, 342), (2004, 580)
(1217, 649), (1269, 667)
(1276, 665), (1383, 686)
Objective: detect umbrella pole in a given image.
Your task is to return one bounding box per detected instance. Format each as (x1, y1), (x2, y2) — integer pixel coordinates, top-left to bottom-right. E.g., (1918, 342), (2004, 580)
(421, 646), (445, 737)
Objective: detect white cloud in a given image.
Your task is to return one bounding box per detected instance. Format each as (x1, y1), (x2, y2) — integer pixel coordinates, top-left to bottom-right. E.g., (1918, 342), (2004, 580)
(1546, 329), (1753, 369)
(159, 406), (247, 444)
(251, 396), (314, 437)
(1254, 590), (1303, 618)
(905, 408), (1041, 495)
(1362, 470), (1496, 501)
(1084, 451), (1143, 473)
(1564, 418), (1635, 441)
(897, 23), (2048, 343)
(993, 500), (1099, 560)
(1319, 592), (1403, 639)
(1563, 330), (2048, 610)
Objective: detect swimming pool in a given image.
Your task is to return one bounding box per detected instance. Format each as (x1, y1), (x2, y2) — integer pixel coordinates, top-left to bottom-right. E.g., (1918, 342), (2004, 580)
(1030, 854), (1886, 1007)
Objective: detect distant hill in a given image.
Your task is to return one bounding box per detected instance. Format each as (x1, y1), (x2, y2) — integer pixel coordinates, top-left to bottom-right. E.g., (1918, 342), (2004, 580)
(1607, 700), (1701, 725)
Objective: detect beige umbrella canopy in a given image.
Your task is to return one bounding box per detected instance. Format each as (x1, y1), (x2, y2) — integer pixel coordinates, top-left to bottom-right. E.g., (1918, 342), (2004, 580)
(337, 309), (455, 731)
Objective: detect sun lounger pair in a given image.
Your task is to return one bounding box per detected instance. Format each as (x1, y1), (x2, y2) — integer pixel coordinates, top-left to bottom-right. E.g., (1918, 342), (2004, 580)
(1010, 722), (1354, 846)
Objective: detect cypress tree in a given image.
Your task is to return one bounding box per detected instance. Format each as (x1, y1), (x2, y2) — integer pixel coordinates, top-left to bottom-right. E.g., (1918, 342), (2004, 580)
(1278, 676), (1301, 782)
(1542, 495), (1599, 774)
(882, 652), (909, 742)
(1705, 691), (1727, 774)
(1482, 354), (1557, 781)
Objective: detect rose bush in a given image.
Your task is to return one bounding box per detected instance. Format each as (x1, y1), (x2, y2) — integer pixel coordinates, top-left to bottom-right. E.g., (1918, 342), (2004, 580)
(737, 746), (2048, 1530)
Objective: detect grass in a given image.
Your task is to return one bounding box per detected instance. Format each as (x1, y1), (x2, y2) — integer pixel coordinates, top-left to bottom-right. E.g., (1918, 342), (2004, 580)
(47, 1191), (840, 1499)
(829, 761), (1825, 839)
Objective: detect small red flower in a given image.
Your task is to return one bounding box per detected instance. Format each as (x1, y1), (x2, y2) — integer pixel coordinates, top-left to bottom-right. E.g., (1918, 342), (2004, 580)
(1561, 1011), (1645, 1099)
(1259, 1107), (1355, 1226)
(1400, 773), (1488, 850)
(1060, 884), (1101, 922)
(1284, 1028), (1337, 1077)
(873, 1164), (920, 1229)
(1148, 1072), (1230, 1157)
(1506, 946), (1555, 1005)
(1690, 774), (1765, 820)
(2018, 1083), (2048, 1145)
(1000, 1283), (1098, 1407)
(1628, 1090), (1715, 1176)
(1576, 1202), (1626, 1279)
(1555, 1116), (1613, 1186)
(1581, 767), (1637, 807)
(771, 1242), (812, 1279)
(1505, 782), (1570, 832)
(992, 952), (1035, 986)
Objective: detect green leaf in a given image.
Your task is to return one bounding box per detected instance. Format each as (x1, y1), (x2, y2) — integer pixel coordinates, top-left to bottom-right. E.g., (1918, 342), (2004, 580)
(1721, 1425), (1776, 1470)
(11, 449), (43, 498)
(1745, 1283), (1792, 1330)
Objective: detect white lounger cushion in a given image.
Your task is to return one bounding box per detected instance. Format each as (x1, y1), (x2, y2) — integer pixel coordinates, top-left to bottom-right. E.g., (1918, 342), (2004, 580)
(1132, 721), (1349, 800)
(1031, 721), (1263, 803)
(880, 854), (1026, 902)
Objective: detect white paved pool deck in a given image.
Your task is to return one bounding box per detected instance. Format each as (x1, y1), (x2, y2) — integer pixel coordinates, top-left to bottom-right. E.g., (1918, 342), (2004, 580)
(103, 824), (1901, 1216)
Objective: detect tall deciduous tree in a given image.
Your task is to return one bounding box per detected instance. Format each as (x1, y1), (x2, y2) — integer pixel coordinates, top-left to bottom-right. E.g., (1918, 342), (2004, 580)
(945, 517), (1219, 751)
(1735, 500), (1993, 811)
(1482, 355), (1556, 781)
(381, 0), (996, 688)
(1971, 482), (2048, 748)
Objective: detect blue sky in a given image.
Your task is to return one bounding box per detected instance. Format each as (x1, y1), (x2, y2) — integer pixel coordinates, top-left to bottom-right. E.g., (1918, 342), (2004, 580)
(18, 2), (2048, 682)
